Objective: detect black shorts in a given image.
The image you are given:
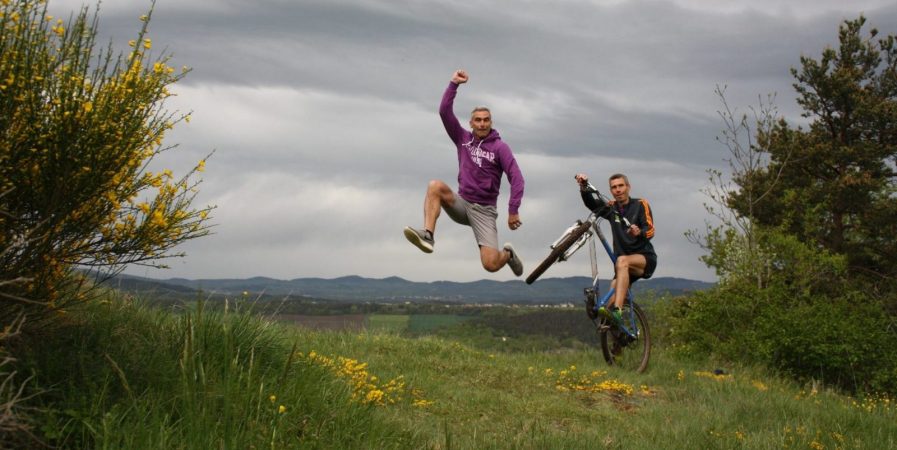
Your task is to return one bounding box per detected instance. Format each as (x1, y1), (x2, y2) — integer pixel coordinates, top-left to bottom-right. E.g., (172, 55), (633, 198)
(626, 253), (656, 284)
(641, 253), (657, 280)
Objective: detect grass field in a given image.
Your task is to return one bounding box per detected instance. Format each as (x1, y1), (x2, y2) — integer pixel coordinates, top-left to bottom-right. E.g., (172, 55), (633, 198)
(368, 314), (410, 332)
(284, 313), (476, 334)
(407, 314), (475, 333)
(11, 299), (897, 448)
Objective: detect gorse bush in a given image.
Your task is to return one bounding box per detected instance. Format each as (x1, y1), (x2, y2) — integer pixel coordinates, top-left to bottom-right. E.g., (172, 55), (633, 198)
(0, 1), (211, 443)
(0, 0), (211, 316)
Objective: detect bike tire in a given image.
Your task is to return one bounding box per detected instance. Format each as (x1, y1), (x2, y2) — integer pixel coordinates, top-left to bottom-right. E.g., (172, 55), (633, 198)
(525, 221), (592, 284)
(599, 301), (651, 373)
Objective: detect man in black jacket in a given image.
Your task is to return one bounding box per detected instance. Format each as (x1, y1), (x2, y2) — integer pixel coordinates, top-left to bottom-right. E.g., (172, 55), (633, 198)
(575, 173), (656, 323)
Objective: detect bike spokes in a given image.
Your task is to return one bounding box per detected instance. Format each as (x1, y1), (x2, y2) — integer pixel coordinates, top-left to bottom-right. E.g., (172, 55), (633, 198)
(598, 302), (651, 373)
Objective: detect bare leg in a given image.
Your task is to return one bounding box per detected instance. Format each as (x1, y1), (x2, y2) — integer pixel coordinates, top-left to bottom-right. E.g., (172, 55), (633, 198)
(423, 180), (455, 233)
(612, 254), (647, 308)
(479, 246), (510, 272)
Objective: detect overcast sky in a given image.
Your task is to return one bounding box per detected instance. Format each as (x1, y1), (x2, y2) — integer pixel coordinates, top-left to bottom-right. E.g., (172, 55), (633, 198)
(49, 0), (897, 283)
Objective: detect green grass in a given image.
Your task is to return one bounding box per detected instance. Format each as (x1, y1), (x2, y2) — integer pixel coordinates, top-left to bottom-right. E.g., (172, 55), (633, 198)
(368, 314), (410, 332)
(17, 299), (417, 448)
(11, 296), (897, 449)
(407, 314), (474, 333)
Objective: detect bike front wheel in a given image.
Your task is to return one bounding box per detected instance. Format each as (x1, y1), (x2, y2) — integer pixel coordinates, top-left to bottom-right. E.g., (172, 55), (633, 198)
(599, 301), (651, 373)
(525, 221), (592, 284)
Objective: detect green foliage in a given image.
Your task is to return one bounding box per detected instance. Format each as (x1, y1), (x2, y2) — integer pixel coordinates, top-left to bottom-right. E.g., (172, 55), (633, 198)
(0, 1), (209, 443)
(728, 16), (897, 279)
(670, 228), (897, 393)
(686, 15), (897, 396)
(0, 0), (212, 316)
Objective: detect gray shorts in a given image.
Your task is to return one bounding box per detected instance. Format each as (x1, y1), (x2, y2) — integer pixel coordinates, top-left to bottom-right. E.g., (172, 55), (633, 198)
(443, 195), (499, 250)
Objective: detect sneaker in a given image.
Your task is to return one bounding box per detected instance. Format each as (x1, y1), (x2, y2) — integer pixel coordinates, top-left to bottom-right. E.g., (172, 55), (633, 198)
(611, 308), (623, 325)
(503, 243), (524, 276)
(403, 227), (434, 253)
(598, 306), (624, 326)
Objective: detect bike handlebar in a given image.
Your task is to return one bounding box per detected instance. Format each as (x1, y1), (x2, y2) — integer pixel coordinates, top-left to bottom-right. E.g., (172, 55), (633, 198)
(578, 179), (632, 228)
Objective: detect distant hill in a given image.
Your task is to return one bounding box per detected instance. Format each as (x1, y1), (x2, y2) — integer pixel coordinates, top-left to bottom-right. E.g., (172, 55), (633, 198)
(112, 274), (714, 304)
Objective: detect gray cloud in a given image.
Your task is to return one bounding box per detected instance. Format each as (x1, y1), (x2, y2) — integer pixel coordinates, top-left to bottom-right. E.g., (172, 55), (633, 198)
(46, 0), (897, 282)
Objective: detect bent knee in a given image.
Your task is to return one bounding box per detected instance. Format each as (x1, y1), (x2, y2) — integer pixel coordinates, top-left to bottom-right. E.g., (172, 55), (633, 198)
(482, 258), (502, 272)
(615, 258), (631, 271)
(481, 250), (503, 272)
(427, 179), (449, 191)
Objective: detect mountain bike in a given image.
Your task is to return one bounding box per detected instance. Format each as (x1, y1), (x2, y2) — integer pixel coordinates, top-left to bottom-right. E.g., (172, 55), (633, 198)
(525, 182), (651, 372)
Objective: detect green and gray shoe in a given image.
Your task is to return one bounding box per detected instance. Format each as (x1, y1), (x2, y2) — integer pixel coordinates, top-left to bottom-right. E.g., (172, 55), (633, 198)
(611, 308), (623, 326)
(598, 306), (624, 327)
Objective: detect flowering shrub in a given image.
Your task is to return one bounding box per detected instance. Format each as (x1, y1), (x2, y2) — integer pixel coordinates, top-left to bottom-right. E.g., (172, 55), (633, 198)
(0, 0), (211, 316)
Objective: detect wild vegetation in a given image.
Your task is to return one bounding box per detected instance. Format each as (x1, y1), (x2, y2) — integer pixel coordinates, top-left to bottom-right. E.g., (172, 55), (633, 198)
(678, 15), (897, 395)
(0, 0), (210, 441)
(8, 294), (897, 448)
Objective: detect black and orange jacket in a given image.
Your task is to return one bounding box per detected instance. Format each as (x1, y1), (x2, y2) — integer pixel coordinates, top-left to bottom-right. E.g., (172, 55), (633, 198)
(580, 191), (656, 259)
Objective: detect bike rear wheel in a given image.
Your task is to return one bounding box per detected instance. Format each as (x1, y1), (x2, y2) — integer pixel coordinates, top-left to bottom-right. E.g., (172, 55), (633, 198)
(599, 301), (650, 373)
(525, 221), (592, 284)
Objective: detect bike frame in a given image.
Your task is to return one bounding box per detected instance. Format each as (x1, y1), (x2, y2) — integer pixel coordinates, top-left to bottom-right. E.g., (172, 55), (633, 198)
(552, 196), (639, 339)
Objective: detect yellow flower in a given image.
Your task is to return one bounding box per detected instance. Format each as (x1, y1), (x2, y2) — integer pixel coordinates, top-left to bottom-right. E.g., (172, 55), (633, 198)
(82, 102), (93, 113)
(269, 395), (276, 403)
(364, 389), (384, 404)
(278, 405), (286, 414)
(151, 210), (167, 227)
(196, 159), (205, 172)
(52, 19), (64, 36)
(143, 38), (152, 49)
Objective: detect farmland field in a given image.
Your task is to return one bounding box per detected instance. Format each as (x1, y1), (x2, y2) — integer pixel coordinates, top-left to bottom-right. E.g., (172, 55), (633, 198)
(277, 313), (476, 334)
(367, 314), (410, 332)
(275, 313), (366, 330)
(407, 314), (474, 332)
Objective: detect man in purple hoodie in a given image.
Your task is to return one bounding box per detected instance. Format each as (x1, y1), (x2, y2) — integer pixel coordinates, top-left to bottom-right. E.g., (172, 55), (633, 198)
(404, 69), (525, 276)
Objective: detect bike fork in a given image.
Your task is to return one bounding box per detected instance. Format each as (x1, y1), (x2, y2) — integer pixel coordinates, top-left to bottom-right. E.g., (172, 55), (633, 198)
(585, 286), (638, 339)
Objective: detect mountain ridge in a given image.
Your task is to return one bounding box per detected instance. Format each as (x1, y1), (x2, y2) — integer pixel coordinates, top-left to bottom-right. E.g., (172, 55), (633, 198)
(113, 274), (714, 303)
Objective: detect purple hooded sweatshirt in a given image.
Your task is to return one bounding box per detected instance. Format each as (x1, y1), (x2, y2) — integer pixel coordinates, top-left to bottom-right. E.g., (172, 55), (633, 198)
(439, 82), (525, 215)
